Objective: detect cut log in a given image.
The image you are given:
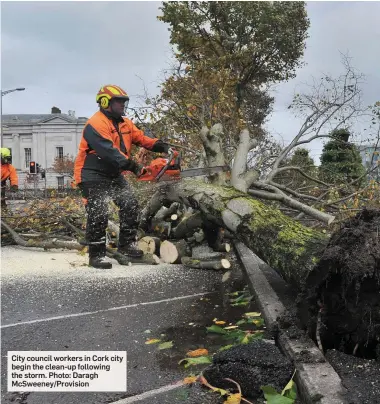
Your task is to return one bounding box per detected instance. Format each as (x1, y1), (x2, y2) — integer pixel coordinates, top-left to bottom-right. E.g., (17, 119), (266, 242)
(160, 240), (190, 264)
(137, 236), (161, 255)
(108, 220), (120, 240)
(172, 211), (203, 239)
(181, 256), (231, 270)
(192, 244), (226, 260)
(151, 221), (172, 239)
(213, 242), (231, 253)
(154, 202), (180, 222)
(138, 183), (172, 231)
(203, 225), (230, 253)
(113, 251), (160, 266)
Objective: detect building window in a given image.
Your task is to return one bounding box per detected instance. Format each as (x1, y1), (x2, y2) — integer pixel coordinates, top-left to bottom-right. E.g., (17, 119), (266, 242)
(57, 176), (65, 190)
(56, 147), (64, 159)
(24, 148), (32, 168)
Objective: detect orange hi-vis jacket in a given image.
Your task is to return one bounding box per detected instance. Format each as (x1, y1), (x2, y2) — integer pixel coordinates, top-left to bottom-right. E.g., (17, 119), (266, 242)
(1, 163), (18, 187)
(74, 109), (167, 185)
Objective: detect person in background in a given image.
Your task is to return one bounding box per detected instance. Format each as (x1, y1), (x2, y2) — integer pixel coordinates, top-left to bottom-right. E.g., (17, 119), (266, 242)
(74, 84), (177, 269)
(1, 148), (18, 210)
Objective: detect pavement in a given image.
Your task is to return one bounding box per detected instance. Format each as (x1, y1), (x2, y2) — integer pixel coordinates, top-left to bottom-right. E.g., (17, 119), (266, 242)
(1, 246), (248, 404)
(234, 242), (348, 404)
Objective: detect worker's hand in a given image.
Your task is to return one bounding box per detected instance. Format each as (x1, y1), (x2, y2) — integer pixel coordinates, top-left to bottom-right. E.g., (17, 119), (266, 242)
(136, 166), (148, 178)
(10, 185), (18, 192)
(168, 147), (179, 159)
(130, 160), (148, 178)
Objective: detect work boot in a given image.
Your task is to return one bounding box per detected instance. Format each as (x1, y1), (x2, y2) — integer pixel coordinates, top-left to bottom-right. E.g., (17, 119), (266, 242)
(118, 241), (143, 258)
(89, 243), (112, 269)
(89, 256), (112, 269)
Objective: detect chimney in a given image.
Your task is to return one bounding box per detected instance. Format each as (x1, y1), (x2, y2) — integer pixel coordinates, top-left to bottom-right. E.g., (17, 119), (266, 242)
(51, 106), (61, 114)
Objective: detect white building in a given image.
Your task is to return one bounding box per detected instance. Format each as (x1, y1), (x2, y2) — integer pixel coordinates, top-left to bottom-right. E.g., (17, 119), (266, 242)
(2, 107), (87, 189)
(359, 144), (380, 181)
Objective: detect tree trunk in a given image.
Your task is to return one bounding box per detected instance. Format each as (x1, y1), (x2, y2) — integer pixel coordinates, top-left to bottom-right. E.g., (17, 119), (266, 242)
(158, 179), (328, 288)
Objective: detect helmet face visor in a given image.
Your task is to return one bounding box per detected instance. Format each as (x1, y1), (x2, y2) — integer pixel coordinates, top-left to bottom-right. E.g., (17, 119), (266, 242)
(110, 97), (129, 116)
(123, 98), (129, 114)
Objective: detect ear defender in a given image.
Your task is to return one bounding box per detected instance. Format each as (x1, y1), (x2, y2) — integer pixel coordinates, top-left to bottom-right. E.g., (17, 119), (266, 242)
(100, 97), (109, 109)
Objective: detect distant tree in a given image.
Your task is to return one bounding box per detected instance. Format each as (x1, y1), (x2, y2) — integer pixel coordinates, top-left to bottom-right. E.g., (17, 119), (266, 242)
(274, 148), (317, 190)
(319, 129), (365, 184)
(51, 155), (75, 178)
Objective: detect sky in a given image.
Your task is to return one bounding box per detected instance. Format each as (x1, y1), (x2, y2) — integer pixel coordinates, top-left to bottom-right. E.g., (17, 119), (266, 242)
(1, 1), (380, 162)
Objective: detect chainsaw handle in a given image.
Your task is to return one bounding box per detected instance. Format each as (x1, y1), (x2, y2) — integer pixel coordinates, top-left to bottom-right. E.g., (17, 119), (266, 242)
(155, 149), (176, 181)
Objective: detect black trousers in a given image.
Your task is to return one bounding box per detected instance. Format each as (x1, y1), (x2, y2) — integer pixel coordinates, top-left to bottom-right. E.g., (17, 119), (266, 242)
(1, 183), (7, 207)
(79, 176), (139, 258)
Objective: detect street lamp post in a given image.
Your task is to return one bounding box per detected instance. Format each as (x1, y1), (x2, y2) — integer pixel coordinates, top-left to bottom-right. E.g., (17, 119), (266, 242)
(1, 87), (26, 146)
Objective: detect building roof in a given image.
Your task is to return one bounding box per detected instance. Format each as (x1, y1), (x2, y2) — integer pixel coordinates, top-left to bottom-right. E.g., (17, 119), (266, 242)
(2, 114), (87, 125)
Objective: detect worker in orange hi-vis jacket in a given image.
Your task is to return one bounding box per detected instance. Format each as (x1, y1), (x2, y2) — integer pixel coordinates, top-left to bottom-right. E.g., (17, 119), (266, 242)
(74, 84), (178, 269)
(1, 148), (18, 209)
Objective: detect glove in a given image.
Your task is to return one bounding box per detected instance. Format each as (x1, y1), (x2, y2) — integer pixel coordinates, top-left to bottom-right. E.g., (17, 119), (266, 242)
(151, 140), (171, 154)
(128, 160), (147, 178)
(11, 185), (18, 192)
(136, 166), (148, 178)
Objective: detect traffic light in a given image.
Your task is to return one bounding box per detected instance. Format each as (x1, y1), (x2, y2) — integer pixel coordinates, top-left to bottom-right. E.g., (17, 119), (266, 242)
(29, 161), (36, 174)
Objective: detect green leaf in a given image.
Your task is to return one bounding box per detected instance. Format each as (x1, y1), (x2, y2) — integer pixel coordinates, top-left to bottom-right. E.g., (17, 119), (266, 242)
(158, 341), (174, 350)
(236, 319), (247, 326)
(261, 386), (295, 404)
(178, 356), (212, 368)
(248, 317), (265, 327)
(244, 312), (261, 317)
(282, 379), (297, 400)
(206, 325), (227, 334)
(218, 344), (234, 352)
(231, 301), (250, 307)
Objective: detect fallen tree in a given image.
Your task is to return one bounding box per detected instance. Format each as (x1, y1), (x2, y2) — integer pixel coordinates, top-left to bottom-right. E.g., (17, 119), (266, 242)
(139, 179), (380, 358)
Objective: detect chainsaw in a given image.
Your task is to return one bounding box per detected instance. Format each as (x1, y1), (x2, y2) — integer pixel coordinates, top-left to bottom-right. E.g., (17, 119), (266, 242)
(137, 149), (230, 182)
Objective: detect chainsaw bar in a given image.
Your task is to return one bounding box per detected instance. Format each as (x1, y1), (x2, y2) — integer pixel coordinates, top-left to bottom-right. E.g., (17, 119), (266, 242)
(180, 165), (230, 178)
(156, 165), (230, 182)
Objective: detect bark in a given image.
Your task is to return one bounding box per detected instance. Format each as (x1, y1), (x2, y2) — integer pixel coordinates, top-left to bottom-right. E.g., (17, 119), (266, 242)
(231, 129), (259, 193)
(192, 245), (226, 261)
(154, 202), (180, 222)
(181, 257), (231, 270)
(151, 221), (172, 239)
(199, 124), (228, 186)
(171, 211), (203, 239)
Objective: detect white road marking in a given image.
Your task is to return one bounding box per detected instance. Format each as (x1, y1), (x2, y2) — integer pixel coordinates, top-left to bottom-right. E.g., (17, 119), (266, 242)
(1, 292), (214, 329)
(110, 382), (185, 403)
